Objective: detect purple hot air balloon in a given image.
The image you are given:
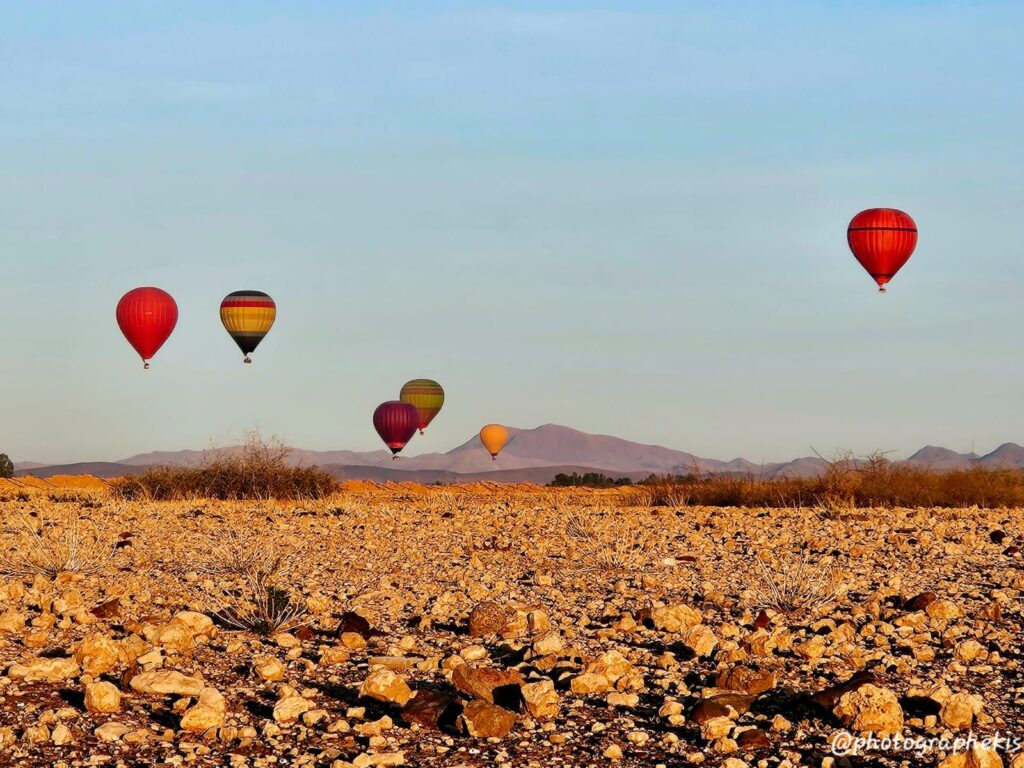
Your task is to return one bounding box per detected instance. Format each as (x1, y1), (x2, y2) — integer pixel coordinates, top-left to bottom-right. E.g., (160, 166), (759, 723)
(373, 401), (420, 459)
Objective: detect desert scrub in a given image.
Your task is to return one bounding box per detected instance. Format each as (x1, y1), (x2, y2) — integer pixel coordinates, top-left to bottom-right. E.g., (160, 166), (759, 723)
(745, 545), (845, 618)
(628, 460), (1024, 509)
(111, 432), (337, 501)
(563, 507), (667, 574)
(187, 526), (308, 635)
(0, 506), (116, 577)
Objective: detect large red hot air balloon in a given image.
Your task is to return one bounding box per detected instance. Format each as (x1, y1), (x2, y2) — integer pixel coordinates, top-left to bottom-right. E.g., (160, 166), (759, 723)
(373, 401), (420, 459)
(847, 208), (918, 292)
(116, 287), (178, 368)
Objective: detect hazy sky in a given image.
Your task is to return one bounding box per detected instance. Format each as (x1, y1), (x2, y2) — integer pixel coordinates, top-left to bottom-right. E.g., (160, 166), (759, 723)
(2, 1), (1023, 464)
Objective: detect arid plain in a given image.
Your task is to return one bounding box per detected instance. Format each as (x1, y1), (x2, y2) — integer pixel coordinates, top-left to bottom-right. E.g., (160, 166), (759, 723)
(0, 476), (1021, 768)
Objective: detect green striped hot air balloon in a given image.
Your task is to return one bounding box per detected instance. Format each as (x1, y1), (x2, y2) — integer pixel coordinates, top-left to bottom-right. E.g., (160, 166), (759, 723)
(400, 379), (445, 434)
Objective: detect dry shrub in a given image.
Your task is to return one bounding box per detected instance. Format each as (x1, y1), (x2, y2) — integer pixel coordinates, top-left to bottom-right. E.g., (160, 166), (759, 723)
(564, 508), (664, 573)
(112, 433), (337, 501)
(628, 458), (1024, 510)
(747, 547), (844, 618)
(0, 508), (115, 577)
(189, 527), (307, 635)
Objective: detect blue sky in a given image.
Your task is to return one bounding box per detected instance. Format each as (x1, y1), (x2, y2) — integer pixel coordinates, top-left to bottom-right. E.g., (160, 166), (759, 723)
(2, 1), (1023, 463)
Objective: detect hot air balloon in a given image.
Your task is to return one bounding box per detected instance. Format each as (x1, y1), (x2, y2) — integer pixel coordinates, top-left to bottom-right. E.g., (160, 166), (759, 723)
(373, 401), (420, 459)
(847, 208), (918, 292)
(220, 291), (277, 363)
(400, 379), (445, 434)
(116, 287), (178, 369)
(479, 424), (509, 461)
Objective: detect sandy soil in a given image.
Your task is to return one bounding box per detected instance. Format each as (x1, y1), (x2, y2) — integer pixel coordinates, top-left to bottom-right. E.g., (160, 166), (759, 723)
(0, 480), (1022, 767)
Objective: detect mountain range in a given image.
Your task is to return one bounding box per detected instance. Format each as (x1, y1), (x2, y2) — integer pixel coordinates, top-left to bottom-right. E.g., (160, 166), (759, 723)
(12, 424), (1024, 484)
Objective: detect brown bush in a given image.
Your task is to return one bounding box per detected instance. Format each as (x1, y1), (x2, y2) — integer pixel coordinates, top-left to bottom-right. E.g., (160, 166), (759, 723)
(111, 433), (337, 501)
(630, 458), (1024, 509)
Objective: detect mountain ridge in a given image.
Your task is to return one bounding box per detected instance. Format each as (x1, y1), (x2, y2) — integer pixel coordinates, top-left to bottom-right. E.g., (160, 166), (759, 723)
(12, 424), (1024, 482)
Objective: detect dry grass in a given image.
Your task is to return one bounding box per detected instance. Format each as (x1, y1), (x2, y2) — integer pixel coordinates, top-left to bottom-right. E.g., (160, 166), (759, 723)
(564, 507), (664, 573)
(746, 547), (844, 618)
(111, 433), (337, 501)
(628, 459), (1024, 509)
(188, 527), (308, 635)
(0, 507), (115, 577)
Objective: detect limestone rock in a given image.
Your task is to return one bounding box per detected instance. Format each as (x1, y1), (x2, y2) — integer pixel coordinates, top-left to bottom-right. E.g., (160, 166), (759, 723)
(85, 681), (122, 714)
(458, 700), (516, 739)
(180, 687), (227, 733)
(360, 668), (413, 707)
(129, 670), (204, 696)
(833, 684), (904, 734)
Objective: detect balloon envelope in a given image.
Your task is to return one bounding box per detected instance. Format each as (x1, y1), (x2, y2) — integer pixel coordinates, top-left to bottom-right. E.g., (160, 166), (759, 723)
(220, 290), (276, 363)
(373, 401), (420, 456)
(116, 287), (178, 368)
(400, 379), (445, 433)
(847, 208), (918, 292)
(479, 424), (510, 460)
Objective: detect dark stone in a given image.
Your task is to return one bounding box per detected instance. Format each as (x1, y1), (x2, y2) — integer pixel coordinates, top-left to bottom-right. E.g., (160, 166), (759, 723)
(337, 611), (372, 639)
(737, 728), (772, 749)
(90, 598), (120, 619)
(690, 699), (731, 724)
(452, 665), (524, 710)
(904, 592), (937, 612)
(401, 690), (462, 732)
(709, 693), (756, 715)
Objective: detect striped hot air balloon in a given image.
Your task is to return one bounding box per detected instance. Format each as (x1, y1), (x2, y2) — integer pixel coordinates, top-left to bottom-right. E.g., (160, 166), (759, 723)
(847, 209), (918, 292)
(117, 287), (178, 369)
(400, 379), (445, 434)
(220, 291), (276, 363)
(373, 401), (420, 459)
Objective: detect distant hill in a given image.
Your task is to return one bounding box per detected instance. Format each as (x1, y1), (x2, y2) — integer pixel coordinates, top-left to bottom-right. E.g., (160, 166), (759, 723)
(15, 425), (1024, 483)
(13, 461), (47, 471)
(977, 443), (1024, 468)
(14, 462), (141, 479)
(905, 446), (976, 471)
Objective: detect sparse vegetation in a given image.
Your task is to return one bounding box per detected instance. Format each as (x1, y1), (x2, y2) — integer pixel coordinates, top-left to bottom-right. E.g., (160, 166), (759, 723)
(190, 527), (308, 635)
(111, 432), (337, 501)
(548, 472), (633, 488)
(746, 546), (844, 618)
(0, 453), (13, 479)
(0, 507), (115, 577)
(564, 507), (664, 573)
(631, 459), (1024, 509)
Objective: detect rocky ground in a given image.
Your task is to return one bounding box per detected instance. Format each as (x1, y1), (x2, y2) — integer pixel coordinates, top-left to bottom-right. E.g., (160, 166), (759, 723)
(0, 478), (1022, 767)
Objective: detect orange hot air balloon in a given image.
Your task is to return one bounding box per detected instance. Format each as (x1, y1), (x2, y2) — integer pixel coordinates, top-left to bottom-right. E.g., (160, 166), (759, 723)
(479, 424), (510, 461)
(847, 208), (918, 292)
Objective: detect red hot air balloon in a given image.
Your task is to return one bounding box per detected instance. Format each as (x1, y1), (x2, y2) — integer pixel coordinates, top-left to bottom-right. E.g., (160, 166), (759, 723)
(847, 208), (918, 293)
(373, 401), (420, 459)
(116, 287), (178, 368)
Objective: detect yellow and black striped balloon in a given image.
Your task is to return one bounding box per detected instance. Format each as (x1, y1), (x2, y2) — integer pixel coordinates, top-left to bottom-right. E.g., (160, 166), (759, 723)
(220, 291), (276, 363)
(400, 379), (445, 434)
